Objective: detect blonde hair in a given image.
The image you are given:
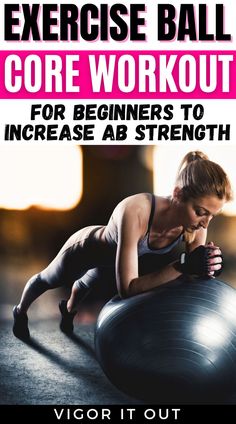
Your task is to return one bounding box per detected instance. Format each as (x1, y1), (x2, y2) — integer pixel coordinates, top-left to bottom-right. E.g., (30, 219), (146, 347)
(176, 151), (233, 243)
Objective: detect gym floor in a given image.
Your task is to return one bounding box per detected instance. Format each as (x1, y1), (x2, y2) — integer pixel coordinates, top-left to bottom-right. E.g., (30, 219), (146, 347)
(0, 310), (139, 405)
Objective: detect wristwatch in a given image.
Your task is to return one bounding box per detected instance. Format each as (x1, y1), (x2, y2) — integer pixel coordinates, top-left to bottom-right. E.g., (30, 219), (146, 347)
(180, 252), (186, 265)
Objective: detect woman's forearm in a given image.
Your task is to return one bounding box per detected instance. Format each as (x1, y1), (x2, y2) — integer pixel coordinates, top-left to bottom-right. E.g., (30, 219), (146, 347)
(126, 261), (182, 297)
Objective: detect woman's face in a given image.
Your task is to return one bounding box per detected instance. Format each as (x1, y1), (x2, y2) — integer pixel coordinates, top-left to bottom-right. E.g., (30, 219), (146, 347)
(177, 193), (226, 232)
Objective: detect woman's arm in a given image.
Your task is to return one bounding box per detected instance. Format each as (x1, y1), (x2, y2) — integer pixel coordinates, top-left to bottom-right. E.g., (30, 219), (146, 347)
(115, 207), (142, 298)
(126, 263), (182, 297)
(116, 203), (182, 298)
(116, 215), (221, 298)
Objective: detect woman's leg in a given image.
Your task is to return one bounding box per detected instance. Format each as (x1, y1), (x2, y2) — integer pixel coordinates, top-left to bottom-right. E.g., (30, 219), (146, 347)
(12, 229), (92, 339)
(59, 268), (100, 334)
(16, 274), (52, 314)
(67, 268), (100, 312)
(13, 272), (63, 340)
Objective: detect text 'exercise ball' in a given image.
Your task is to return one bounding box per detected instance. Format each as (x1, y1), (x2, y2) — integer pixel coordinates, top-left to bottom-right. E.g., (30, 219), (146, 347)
(95, 278), (236, 403)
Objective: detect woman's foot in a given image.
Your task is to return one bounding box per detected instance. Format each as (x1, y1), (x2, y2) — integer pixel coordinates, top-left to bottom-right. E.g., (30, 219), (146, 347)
(12, 306), (30, 340)
(59, 300), (77, 334)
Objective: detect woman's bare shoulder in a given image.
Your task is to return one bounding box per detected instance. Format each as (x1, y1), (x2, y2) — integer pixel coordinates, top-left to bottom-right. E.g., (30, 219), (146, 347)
(113, 193), (152, 234)
(116, 193), (151, 214)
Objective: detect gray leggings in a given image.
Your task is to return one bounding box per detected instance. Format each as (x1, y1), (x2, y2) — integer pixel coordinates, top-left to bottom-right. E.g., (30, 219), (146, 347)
(40, 225), (115, 288)
(20, 226), (116, 310)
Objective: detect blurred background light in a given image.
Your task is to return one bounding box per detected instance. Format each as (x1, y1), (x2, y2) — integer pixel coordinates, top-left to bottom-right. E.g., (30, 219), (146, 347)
(0, 145), (83, 210)
(153, 146), (236, 216)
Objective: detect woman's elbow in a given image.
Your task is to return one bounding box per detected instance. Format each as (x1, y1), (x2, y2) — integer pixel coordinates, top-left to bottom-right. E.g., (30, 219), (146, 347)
(118, 279), (137, 299)
(119, 289), (131, 299)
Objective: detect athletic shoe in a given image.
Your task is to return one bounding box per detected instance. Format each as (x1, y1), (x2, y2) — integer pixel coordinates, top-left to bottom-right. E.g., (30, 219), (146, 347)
(12, 306), (30, 340)
(59, 300), (77, 334)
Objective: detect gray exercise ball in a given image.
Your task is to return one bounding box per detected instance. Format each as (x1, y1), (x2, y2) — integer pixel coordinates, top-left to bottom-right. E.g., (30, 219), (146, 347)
(95, 277), (236, 403)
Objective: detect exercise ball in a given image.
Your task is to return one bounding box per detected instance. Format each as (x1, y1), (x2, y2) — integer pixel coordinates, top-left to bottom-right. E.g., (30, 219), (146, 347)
(95, 278), (236, 403)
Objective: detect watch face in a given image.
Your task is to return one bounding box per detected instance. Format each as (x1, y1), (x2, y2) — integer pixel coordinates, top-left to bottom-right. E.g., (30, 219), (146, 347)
(180, 253), (186, 264)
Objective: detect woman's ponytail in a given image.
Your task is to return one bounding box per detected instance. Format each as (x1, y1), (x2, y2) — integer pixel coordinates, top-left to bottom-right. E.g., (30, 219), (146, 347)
(177, 151), (209, 176)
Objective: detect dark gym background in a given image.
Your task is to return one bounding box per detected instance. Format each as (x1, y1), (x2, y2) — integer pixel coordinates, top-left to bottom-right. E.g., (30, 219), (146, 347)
(0, 145), (236, 405)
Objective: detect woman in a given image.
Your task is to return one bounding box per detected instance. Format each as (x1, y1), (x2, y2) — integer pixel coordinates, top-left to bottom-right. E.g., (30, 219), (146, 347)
(13, 151), (232, 340)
